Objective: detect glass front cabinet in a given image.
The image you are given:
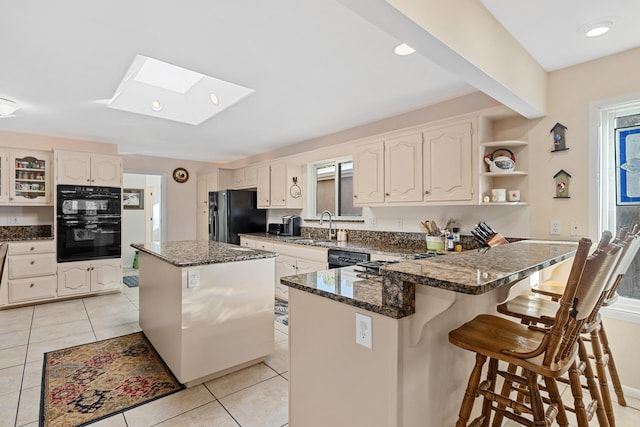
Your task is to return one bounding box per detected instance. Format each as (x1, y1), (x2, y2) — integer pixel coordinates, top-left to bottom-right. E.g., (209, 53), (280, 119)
(9, 150), (52, 204)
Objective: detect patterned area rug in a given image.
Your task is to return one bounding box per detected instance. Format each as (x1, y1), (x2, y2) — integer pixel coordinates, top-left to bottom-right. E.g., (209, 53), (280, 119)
(275, 299), (288, 326)
(122, 275), (139, 288)
(40, 332), (183, 427)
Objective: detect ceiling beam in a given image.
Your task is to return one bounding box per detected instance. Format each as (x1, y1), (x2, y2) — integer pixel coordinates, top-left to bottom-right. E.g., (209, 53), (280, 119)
(339, 0), (547, 119)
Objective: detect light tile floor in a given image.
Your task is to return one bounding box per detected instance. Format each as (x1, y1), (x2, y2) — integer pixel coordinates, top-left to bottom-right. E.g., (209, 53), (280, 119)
(0, 284), (290, 427)
(2, 282), (639, 427)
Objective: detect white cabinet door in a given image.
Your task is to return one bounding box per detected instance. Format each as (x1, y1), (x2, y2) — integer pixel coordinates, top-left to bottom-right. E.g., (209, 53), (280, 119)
(91, 154), (122, 187)
(423, 121), (473, 202)
(10, 150), (52, 204)
(57, 261), (92, 296)
(275, 254), (297, 301)
(353, 141), (385, 205)
(270, 163), (287, 207)
(0, 150), (9, 203)
(384, 132), (423, 202)
(56, 151), (92, 185)
(91, 259), (122, 292)
(295, 259), (327, 274)
(257, 165), (271, 208)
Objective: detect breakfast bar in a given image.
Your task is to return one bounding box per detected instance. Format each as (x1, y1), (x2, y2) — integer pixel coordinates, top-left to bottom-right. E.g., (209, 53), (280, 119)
(280, 240), (578, 427)
(132, 240), (276, 387)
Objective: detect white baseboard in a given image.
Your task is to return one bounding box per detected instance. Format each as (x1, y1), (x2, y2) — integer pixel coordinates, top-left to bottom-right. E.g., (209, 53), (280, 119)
(601, 297), (640, 324)
(621, 384), (640, 402)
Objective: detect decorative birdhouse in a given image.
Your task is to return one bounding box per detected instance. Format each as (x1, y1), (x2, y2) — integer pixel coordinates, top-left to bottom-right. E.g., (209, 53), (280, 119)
(550, 122), (569, 152)
(554, 169), (571, 198)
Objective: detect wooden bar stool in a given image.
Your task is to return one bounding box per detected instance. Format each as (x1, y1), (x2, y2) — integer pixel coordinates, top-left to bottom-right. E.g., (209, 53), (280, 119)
(520, 227), (638, 406)
(497, 230), (640, 426)
(449, 238), (622, 427)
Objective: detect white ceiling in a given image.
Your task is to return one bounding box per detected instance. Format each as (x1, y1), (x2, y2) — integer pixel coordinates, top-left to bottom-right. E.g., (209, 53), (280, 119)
(0, 1), (638, 163)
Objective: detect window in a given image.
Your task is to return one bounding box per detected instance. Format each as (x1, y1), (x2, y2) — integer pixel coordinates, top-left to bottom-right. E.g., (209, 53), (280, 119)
(600, 102), (640, 302)
(310, 157), (362, 217)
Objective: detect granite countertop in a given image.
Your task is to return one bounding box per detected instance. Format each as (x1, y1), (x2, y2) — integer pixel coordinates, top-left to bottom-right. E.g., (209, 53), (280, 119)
(280, 267), (411, 319)
(131, 240), (277, 267)
(0, 225), (54, 241)
(281, 240), (578, 319)
(240, 232), (425, 258)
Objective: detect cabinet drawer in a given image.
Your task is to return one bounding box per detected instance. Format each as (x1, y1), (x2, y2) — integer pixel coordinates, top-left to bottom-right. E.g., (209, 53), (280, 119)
(8, 253), (57, 279)
(272, 243), (328, 263)
(8, 240), (55, 255)
(8, 275), (56, 303)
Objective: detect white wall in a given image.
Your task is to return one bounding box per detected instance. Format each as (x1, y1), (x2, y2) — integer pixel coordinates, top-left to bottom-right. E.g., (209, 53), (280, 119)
(122, 174), (148, 269)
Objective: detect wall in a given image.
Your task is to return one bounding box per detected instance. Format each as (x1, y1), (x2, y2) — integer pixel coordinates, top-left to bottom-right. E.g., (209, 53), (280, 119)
(122, 174), (148, 269)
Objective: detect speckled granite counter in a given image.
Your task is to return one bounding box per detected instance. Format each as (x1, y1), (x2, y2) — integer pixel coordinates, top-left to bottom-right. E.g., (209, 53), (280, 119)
(131, 240), (276, 267)
(0, 225), (53, 241)
(281, 240), (577, 319)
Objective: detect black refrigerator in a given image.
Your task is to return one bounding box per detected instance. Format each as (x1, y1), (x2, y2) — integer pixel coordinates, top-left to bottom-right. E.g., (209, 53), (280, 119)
(209, 190), (267, 245)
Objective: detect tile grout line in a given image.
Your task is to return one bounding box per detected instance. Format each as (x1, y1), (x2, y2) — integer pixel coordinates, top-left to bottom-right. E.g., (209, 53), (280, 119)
(14, 307), (36, 427)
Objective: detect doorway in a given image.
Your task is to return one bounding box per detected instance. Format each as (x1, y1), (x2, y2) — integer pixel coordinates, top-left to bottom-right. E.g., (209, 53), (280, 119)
(122, 172), (164, 272)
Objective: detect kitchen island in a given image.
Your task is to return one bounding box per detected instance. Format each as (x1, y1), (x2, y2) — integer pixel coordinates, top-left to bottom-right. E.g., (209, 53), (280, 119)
(280, 240), (577, 427)
(132, 240), (276, 387)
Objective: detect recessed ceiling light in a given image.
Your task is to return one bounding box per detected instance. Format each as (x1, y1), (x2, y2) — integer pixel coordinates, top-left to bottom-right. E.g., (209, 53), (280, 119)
(394, 43), (416, 56)
(151, 100), (163, 111)
(583, 20), (613, 38)
(210, 93), (219, 105)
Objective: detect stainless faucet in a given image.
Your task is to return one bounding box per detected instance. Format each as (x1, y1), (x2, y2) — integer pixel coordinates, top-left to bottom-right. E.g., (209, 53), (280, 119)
(319, 210), (336, 240)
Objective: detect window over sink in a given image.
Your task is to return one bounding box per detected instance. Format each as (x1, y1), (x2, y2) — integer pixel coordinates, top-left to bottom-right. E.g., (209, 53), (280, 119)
(309, 157), (362, 218)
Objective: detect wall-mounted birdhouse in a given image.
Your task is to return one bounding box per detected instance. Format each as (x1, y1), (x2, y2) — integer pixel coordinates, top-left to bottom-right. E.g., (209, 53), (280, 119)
(550, 122), (569, 152)
(554, 169), (571, 198)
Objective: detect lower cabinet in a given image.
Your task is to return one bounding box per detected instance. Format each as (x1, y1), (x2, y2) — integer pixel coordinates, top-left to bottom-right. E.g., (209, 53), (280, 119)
(272, 242), (328, 302)
(57, 259), (122, 297)
(5, 240), (57, 304)
(240, 237), (329, 302)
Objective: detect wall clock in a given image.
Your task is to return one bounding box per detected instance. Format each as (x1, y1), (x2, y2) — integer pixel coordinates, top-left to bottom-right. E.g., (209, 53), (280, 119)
(172, 167), (189, 183)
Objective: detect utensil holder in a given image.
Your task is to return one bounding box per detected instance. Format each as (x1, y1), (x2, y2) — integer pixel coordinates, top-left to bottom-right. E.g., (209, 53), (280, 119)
(426, 236), (444, 251)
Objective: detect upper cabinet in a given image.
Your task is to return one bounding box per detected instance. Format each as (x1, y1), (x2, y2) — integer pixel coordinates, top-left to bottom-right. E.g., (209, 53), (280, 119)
(423, 121), (474, 202)
(257, 162), (303, 209)
(10, 150), (52, 205)
(55, 150), (123, 187)
(232, 166), (258, 189)
(353, 120), (474, 206)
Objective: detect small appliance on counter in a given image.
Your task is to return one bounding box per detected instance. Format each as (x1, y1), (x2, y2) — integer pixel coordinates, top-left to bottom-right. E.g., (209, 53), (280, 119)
(281, 215), (301, 236)
(268, 223), (285, 235)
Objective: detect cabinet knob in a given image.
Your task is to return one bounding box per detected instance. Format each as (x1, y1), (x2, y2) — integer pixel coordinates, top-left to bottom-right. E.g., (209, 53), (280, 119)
(354, 195), (358, 198)
(30, 283), (35, 288)
(30, 247), (35, 251)
(30, 260), (35, 265)
(87, 267), (91, 271)
(385, 193), (390, 196)
(425, 190), (430, 195)
(87, 179), (91, 182)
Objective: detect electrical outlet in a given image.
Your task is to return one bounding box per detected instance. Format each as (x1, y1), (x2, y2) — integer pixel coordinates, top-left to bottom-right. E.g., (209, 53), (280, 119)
(7, 216), (18, 225)
(570, 221), (582, 236)
(395, 219), (403, 229)
(355, 313), (372, 349)
(368, 217), (377, 227)
(550, 220), (561, 235)
(187, 269), (200, 288)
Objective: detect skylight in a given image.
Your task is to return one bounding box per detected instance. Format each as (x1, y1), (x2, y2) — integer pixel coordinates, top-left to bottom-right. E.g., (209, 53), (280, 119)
(108, 55), (254, 125)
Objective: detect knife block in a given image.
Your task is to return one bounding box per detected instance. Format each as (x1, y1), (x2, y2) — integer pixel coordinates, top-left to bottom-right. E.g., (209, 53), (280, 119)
(486, 233), (509, 247)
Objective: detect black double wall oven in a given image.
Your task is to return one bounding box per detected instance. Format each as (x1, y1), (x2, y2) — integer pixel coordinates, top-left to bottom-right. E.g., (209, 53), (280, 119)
(57, 185), (122, 262)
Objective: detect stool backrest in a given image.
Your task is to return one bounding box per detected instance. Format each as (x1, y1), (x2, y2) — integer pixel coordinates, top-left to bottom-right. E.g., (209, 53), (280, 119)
(551, 234), (622, 363)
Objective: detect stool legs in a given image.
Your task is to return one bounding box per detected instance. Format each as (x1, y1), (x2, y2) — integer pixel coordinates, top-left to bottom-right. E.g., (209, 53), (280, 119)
(578, 338), (611, 427)
(457, 353), (487, 427)
(599, 321), (627, 406)
(590, 327), (616, 426)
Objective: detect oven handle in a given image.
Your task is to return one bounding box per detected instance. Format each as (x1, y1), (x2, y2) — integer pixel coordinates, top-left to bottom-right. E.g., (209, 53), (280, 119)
(58, 220), (121, 227)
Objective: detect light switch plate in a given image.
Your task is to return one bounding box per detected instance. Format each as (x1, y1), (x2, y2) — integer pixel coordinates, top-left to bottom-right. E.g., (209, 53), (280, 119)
(355, 313), (372, 349)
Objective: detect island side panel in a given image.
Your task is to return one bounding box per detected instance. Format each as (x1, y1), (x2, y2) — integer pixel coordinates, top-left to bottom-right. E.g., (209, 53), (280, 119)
(180, 257), (275, 384)
(289, 288), (403, 427)
(138, 252), (184, 379)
